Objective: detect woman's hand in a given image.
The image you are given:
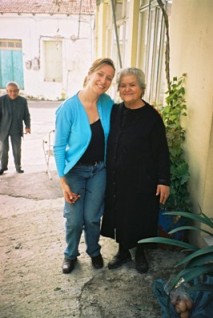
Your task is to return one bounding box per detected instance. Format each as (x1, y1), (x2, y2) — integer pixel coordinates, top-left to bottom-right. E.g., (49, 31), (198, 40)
(60, 177), (80, 204)
(156, 184), (170, 205)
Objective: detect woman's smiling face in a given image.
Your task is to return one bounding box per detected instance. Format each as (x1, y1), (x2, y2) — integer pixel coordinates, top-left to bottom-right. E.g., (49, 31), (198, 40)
(118, 74), (144, 105)
(89, 64), (115, 94)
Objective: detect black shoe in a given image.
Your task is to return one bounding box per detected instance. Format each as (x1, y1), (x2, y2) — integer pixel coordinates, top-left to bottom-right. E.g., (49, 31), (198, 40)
(108, 250), (132, 269)
(91, 254), (104, 269)
(0, 168), (7, 175)
(62, 258), (77, 274)
(16, 169), (24, 173)
(135, 245), (149, 274)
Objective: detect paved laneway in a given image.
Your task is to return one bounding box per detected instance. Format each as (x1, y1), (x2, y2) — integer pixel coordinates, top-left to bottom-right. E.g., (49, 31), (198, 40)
(0, 101), (182, 318)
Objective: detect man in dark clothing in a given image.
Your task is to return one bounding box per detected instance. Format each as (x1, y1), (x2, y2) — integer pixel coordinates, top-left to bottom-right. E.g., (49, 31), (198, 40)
(0, 82), (31, 175)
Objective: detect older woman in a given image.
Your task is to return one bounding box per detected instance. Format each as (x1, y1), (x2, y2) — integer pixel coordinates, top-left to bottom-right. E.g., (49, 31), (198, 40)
(101, 68), (170, 274)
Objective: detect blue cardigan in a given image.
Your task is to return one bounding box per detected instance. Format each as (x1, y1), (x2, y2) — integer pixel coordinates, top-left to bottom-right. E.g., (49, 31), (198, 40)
(53, 93), (114, 177)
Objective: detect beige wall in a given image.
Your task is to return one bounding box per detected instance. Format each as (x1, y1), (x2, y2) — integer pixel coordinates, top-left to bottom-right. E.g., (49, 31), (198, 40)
(169, 0), (213, 222)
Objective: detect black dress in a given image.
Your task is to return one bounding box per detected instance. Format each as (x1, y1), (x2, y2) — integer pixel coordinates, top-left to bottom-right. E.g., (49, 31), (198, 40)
(101, 101), (170, 249)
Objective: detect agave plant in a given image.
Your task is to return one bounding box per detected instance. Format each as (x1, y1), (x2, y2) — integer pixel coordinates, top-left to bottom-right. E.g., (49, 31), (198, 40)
(138, 210), (213, 292)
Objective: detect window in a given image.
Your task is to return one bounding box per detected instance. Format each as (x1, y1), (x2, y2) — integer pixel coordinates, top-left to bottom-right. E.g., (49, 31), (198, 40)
(137, 0), (172, 104)
(0, 39), (22, 50)
(43, 40), (62, 82)
(111, 0), (130, 69)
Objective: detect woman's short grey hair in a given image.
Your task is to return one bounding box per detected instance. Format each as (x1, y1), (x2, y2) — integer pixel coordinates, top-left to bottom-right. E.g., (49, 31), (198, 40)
(117, 67), (146, 90)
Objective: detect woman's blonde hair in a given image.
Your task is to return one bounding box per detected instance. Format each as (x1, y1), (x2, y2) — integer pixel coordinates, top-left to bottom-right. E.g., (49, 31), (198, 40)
(83, 58), (115, 87)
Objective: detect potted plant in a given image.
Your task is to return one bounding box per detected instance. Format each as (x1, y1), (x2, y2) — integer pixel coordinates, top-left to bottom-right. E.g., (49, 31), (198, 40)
(157, 74), (192, 241)
(155, 0), (191, 239)
(138, 210), (213, 317)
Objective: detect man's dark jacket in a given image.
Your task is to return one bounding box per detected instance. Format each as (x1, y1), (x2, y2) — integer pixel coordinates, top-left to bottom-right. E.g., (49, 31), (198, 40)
(0, 95), (31, 141)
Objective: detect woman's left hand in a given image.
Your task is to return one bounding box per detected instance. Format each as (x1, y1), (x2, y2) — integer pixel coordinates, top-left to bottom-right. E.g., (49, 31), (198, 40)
(156, 184), (170, 205)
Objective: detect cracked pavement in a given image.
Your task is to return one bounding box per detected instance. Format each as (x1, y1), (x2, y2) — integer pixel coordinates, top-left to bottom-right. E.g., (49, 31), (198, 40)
(0, 101), (183, 318)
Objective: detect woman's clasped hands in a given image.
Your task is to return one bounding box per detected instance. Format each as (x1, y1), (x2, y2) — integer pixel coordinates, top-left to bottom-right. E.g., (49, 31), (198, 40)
(60, 178), (80, 204)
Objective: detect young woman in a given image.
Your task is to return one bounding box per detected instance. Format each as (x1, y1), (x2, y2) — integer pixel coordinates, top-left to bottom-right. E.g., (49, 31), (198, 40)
(54, 58), (115, 273)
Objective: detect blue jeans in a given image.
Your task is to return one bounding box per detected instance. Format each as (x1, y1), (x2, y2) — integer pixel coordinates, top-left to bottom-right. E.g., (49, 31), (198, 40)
(63, 161), (106, 260)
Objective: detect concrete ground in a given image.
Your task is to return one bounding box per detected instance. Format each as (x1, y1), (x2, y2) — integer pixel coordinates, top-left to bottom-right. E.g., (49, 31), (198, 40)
(0, 101), (183, 318)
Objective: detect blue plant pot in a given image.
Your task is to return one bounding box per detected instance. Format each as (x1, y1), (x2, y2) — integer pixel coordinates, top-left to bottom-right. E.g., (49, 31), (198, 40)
(158, 208), (184, 241)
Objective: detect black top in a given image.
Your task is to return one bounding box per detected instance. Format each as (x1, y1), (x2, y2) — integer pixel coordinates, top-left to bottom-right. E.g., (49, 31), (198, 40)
(0, 94), (30, 141)
(78, 119), (105, 164)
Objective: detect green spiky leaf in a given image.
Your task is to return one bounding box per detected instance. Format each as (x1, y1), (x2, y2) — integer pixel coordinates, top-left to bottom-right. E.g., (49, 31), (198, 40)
(163, 211), (213, 228)
(175, 246), (213, 267)
(168, 264), (213, 291)
(168, 225), (213, 237)
(138, 237), (197, 251)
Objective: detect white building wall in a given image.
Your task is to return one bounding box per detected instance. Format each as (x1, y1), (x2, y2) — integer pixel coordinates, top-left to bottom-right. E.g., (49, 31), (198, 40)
(0, 14), (94, 100)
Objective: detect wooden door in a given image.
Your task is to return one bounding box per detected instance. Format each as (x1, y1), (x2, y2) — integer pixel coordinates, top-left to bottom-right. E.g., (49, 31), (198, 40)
(0, 39), (24, 89)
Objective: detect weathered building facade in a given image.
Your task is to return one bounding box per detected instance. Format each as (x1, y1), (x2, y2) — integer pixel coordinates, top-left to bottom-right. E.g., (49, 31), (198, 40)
(0, 0), (96, 100)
